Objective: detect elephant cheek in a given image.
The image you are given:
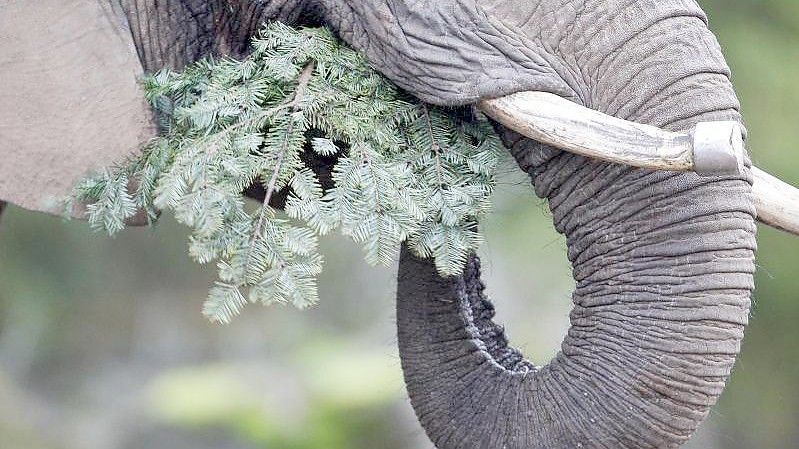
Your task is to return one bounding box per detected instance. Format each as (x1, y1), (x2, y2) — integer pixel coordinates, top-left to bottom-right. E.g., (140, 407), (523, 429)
(119, 0), (318, 72)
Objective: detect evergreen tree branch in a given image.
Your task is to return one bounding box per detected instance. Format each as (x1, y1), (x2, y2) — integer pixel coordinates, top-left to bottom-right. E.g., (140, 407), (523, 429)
(70, 24), (504, 322)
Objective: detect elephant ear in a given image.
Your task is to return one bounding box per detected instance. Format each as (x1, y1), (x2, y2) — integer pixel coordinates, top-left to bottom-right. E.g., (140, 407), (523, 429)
(0, 0), (156, 217)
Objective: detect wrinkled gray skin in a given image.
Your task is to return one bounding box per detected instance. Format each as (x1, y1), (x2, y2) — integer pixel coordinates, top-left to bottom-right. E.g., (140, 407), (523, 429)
(10, 1), (758, 447)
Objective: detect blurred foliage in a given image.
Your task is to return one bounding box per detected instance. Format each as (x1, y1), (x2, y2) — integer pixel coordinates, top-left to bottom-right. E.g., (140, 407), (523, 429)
(700, 1), (799, 448)
(1, 1), (798, 448)
(146, 341), (405, 449)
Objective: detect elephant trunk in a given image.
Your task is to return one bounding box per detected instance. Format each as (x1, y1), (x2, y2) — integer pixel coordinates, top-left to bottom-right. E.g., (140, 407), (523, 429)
(396, 7), (757, 448)
(397, 148), (756, 448)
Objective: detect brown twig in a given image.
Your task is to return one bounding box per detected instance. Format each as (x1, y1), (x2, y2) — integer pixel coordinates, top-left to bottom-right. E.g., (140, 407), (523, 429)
(422, 105), (445, 188)
(252, 61), (316, 240)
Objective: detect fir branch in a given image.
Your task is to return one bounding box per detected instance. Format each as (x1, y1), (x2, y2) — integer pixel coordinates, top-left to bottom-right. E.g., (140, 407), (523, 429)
(70, 23), (506, 322)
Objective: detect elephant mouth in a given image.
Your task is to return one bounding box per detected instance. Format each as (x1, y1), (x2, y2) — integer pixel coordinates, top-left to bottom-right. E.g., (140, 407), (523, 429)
(458, 255), (535, 374)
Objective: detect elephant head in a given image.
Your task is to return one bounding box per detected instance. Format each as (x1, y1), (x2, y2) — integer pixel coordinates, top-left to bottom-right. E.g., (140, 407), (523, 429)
(1, 1), (797, 447)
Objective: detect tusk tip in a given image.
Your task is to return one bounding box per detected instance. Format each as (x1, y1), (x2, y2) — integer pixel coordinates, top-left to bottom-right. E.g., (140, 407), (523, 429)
(692, 121), (745, 176)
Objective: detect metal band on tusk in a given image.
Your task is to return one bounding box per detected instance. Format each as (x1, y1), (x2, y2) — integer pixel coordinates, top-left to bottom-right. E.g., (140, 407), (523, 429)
(692, 121), (745, 175)
(478, 91), (744, 176)
(479, 91), (799, 237)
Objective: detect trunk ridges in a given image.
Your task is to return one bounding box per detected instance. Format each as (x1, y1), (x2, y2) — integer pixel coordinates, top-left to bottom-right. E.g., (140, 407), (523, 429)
(398, 135), (755, 448)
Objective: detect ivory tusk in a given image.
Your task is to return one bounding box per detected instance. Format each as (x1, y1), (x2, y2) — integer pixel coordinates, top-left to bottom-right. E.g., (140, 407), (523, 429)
(752, 167), (799, 236)
(479, 91), (744, 175)
(479, 91), (799, 237)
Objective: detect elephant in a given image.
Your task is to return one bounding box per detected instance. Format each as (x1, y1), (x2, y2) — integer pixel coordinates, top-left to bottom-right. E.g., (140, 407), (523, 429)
(0, 1), (791, 447)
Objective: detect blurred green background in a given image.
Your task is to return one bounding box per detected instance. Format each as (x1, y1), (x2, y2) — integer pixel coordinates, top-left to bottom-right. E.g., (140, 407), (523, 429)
(1, 1), (797, 448)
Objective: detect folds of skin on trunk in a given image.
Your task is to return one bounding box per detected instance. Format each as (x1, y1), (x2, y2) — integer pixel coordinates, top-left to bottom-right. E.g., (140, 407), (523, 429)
(397, 151), (756, 448)
(395, 6), (757, 449)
